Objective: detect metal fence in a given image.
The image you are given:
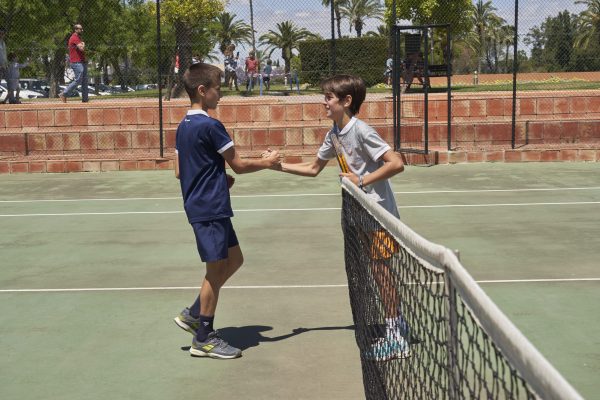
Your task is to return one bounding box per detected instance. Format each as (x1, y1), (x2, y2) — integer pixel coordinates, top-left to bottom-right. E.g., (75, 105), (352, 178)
(0, 0), (598, 158)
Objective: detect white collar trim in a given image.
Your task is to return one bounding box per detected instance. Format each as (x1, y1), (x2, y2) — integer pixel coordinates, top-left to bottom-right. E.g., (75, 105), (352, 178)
(338, 117), (357, 136)
(187, 109), (209, 116)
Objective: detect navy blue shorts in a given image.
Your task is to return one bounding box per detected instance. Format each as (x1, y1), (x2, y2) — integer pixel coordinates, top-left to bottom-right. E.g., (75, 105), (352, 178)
(192, 218), (239, 262)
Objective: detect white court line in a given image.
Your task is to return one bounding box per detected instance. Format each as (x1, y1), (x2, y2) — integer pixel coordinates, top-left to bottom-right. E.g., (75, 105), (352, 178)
(1, 278), (599, 293)
(1, 186), (600, 203)
(1, 201), (600, 217)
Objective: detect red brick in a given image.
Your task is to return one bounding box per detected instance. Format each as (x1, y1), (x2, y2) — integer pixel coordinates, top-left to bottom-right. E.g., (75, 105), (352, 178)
(519, 98), (535, 115)
(6, 111), (23, 128)
(560, 149), (578, 161)
(436, 152), (449, 164)
(66, 161), (83, 172)
(38, 110), (54, 127)
(0, 162), (9, 173)
(164, 130), (176, 148)
(467, 152), (484, 162)
(269, 129), (285, 146)
(527, 122), (544, 141)
(505, 150), (522, 162)
(45, 134), (63, 151)
(303, 127), (327, 146)
(219, 104), (236, 123)
(138, 160), (155, 170)
(485, 151), (504, 162)
(252, 105), (270, 122)
(63, 133), (80, 150)
(286, 104), (302, 121)
(120, 160), (138, 170)
(101, 161), (119, 171)
(453, 100), (470, 117)
(543, 122), (562, 141)
(236, 105), (252, 122)
(0, 134), (25, 152)
(448, 151), (466, 163)
(97, 132), (114, 150)
(137, 107), (155, 125)
(121, 108), (138, 124)
(70, 109), (88, 126)
(156, 159), (173, 170)
(29, 161), (46, 173)
(80, 133), (97, 150)
(0, 111), (5, 128)
(303, 103), (322, 121)
(103, 108), (121, 125)
(87, 108), (104, 125)
(579, 150), (597, 161)
(233, 130), (252, 147)
(588, 96), (600, 113)
(26, 134), (45, 152)
(540, 150), (559, 161)
(470, 100), (486, 117)
(487, 98), (504, 116)
(114, 132), (131, 149)
(47, 161), (66, 173)
(578, 121), (600, 140)
(554, 98), (569, 115)
(368, 101), (386, 119)
(570, 97), (587, 115)
(522, 151), (541, 162)
(22, 111), (38, 127)
(251, 129), (268, 147)
(132, 131), (149, 148)
(537, 98), (553, 115)
(285, 128), (303, 146)
(270, 105), (285, 122)
(11, 162), (29, 173)
(82, 161), (101, 172)
(169, 107), (187, 124)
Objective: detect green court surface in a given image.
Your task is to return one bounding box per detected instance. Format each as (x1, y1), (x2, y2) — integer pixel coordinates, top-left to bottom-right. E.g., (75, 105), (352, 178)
(0, 162), (599, 399)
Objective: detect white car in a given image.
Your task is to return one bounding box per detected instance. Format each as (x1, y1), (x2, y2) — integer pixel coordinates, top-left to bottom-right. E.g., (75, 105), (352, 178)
(0, 83), (45, 102)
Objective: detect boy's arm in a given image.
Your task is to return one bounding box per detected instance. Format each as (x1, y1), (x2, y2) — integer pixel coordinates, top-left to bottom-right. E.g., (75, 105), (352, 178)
(223, 146), (279, 174)
(273, 157), (329, 177)
(340, 149), (404, 187)
(174, 151), (180, 179)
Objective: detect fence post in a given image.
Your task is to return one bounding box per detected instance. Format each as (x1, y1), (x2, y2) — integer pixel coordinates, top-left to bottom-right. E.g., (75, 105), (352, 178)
(156, 0), (164, 158)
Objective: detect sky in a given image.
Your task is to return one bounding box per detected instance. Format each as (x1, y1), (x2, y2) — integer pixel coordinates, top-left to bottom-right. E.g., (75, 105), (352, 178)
(222, 0), (587, 60)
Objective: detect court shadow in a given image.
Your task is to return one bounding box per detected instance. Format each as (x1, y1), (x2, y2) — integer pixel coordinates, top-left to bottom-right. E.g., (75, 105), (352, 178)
(180, 324), (355, 351)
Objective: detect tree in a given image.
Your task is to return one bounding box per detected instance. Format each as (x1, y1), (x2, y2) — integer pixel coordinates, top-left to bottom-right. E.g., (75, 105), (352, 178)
(472, 0), (500, 74)
(259, 21), (320, 74)
(322, 0), (344, 39)
(160, 0), (224, 97)
(210, 12), (252, 55)
(339, 0), (384, 37)
(574, 0), (600, 49)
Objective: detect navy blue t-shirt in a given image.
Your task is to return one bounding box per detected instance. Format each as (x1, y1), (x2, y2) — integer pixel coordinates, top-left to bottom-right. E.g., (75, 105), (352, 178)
(176, 110), (234, 223)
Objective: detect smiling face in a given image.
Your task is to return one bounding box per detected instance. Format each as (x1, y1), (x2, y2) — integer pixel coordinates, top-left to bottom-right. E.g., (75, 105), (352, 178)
(322, 91), (351, 123)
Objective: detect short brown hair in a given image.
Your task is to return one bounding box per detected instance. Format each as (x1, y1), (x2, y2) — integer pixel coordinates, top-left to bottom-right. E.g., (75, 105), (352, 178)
(320, 74), (366, 115)
(183, 63), (223, 101)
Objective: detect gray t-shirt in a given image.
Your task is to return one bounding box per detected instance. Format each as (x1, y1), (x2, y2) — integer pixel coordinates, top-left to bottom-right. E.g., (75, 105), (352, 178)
(318, 117), (400, 219)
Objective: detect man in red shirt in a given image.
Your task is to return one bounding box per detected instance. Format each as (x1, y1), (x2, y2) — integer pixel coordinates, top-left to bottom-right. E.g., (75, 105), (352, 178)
(244, 50), (259, 93)
(60, 24), (88, 103)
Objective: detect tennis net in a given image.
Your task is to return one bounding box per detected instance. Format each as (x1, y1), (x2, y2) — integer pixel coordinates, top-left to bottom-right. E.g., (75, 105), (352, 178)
(340, 178), (582, 400)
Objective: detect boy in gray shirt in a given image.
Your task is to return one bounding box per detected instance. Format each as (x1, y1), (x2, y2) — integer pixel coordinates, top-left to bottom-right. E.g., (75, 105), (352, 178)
(269, 74), (408, 361)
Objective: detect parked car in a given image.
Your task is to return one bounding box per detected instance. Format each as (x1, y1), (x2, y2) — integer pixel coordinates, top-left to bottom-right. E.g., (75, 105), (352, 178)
(134, 84), (157, 90)
(19, 79), (50, 98)
(0, 81), (45, 101)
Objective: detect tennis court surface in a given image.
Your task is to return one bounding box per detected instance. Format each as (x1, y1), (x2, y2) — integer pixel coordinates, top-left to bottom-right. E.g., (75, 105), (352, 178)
(1, 162), (598, 399)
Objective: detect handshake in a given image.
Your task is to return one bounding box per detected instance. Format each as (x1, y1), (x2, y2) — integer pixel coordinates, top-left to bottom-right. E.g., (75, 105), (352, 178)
(261, 148), (282, 170)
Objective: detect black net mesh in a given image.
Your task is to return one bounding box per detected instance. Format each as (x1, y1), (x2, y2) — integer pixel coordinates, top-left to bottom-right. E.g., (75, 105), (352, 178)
(341, 185), (539, 399)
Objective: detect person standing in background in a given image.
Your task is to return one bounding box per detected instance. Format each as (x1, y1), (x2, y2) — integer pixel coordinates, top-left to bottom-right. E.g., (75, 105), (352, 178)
(60, 24), (88, 103)
(0, 28), (8, 104)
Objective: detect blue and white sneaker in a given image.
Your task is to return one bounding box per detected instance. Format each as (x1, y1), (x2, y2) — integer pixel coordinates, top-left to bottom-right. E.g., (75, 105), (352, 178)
(190, 330), (242, 359)
(364, 336), (410, 362)
(174, 307), (200, 335)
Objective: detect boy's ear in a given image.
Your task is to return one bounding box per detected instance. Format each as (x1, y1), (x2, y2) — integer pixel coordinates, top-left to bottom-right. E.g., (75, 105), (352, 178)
(343, 94), (353, 108)
(196, 85), (207, 97)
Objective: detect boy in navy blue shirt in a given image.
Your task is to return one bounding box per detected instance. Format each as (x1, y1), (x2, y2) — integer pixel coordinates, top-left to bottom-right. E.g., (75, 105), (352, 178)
(174, 63), (280, 359)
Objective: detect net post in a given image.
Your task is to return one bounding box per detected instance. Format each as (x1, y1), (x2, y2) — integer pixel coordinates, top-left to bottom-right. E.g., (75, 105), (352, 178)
(444, 266), (460, 399)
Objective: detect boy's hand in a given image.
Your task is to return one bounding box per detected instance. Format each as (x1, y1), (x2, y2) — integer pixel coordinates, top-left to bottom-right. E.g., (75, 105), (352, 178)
(226, 174), (235, 189)
(261, 148), (281, 168)
(340, 172), (359, 186)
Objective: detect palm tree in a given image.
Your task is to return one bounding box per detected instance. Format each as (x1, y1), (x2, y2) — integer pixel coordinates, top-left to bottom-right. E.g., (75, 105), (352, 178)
(259, 21), (320, 74)
(472, 0), (500, 73)
(210, 12), (252, 55)
(364, 24), (389, 37)
(574, 0), (600, 49)
(249, 0), (256, 51)
(499, 24), (515, 72)
(322, 0), (345, 39)
(339, 0), (384, 37)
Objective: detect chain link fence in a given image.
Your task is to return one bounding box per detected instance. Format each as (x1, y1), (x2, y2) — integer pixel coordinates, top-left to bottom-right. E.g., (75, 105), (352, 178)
(0, 0), (598, 159)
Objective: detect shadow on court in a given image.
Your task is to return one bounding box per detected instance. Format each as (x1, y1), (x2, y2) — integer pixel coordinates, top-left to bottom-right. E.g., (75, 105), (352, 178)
(180, 325), (355, 351)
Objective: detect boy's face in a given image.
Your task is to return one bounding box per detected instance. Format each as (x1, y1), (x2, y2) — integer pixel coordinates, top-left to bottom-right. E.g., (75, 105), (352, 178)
(322, 92), (350, 121)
